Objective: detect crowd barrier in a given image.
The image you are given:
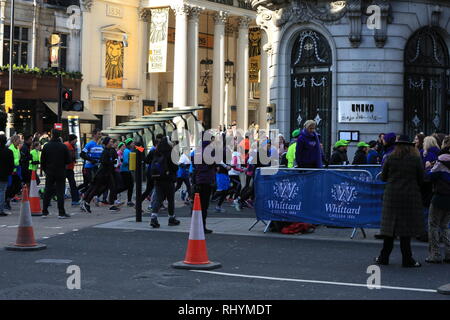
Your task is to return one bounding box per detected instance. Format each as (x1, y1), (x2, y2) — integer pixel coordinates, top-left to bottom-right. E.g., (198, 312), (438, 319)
(253, 167), (386, 235)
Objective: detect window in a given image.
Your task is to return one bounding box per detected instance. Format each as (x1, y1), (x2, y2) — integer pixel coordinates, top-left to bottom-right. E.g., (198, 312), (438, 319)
(59, 34), (68, 70)
(3, 26), (29, 66)
(49, 33), (68, 70)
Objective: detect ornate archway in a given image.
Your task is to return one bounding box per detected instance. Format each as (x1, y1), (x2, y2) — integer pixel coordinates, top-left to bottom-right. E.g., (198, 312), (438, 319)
(404, 27), (450, 137)
(290, 29), (332, 153)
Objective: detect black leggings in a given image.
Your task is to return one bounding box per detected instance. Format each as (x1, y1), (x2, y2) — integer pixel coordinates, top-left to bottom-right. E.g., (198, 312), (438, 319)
(195, 184), (212, 228)
(215, 190), (228, 207)
(229, 175), (241, 200)
(379, 236), (413, 264)
(84, 175), (114, 204)
(141, 176), (154, 200)
(119, 171), (134, 202)
(174, 177), (192, 199)
(151, 181), (175, 216)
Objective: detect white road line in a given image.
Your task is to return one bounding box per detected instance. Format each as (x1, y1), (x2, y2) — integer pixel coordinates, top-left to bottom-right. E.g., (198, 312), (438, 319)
(191, 270), (438, 294)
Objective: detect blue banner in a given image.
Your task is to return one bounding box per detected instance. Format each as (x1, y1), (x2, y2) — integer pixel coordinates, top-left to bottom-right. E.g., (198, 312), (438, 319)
(327, 165), (382, 181)
(254, 168), (386, 228)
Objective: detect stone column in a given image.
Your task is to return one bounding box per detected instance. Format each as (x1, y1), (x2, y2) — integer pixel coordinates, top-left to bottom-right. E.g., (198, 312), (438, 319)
(187, 7), (202, 107)
(236, 16), (250, 132)
(0, 0), (6, 65)
(259, 29), (268, 130)
(211, 11), (227, 130)
(171, 4), (190, 108)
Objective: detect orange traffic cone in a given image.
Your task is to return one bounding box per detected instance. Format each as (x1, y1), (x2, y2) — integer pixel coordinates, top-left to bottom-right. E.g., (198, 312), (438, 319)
(29, 170), (42, 216)
(172, 193), (221, 270)
(5, 185), (47, 251)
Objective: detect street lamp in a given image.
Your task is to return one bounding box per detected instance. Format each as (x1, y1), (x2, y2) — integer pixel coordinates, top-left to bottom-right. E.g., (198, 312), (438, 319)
(200, 58), (213, 94)
(224, 59), (234, 83)
(5, 0), (15, 139)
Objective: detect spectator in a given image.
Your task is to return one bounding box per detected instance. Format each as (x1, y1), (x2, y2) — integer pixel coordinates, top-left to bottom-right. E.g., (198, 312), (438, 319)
(64, 134), (80, 206)
(20, 134), (33, 186)
(422, 136), (440, 170)
(330, 140), (349, 165)
(367, 140), (381, 164)
(41, 129), (71, 218)
(149, 137), (180, 228)
(5, 135), (22, 210)
(286, 129), (300, 168)
(28, 141), (41, 185)
(375, 133), (385, 155)
(295, 120), (323, 168)
(375, 135), (424, 268)
(440, 135), (450, 155)
(414, 133), (425, 153)
(381, 132), (396, 165)
(352, 141), (370, 165)
(425, 153), (450, 263)
(0, 134), (14, 216)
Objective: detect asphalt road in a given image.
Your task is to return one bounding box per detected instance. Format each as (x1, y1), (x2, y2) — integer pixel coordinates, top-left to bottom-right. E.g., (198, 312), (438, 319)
(0, 227), (449, 300)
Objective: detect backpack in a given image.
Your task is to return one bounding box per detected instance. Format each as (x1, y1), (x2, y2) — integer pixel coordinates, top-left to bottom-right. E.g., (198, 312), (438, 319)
(150, 153), (167, 178)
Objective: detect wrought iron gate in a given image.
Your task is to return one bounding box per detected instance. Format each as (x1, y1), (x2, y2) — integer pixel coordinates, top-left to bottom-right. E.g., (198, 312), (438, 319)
(291, 29), (332, 156)
(404, 27), (450, 137)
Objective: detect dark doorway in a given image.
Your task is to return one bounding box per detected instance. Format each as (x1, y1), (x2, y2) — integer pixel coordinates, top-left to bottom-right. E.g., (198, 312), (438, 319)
(404, 27), (450, 137)
(291, 29), (332, 155)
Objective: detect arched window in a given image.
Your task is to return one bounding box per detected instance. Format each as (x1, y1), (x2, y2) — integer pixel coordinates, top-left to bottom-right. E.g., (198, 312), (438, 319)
(404, 27), (450, 137)
(291, 29), (332, 154)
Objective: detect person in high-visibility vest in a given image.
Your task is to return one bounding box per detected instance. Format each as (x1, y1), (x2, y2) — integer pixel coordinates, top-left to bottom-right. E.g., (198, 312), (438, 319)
(28, 141), (41, 185)
(5, 135), (22, 210)
(286, 129), (300, 168)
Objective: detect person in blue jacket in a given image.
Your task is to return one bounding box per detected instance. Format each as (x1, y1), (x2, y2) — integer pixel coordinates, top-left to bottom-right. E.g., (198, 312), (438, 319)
(119, 138), (135, 207)
(295, 120), (323, 168)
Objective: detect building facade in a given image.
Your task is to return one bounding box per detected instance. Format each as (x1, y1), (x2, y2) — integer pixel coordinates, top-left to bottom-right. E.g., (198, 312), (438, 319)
(0, 0), (85, 134)
(138, 0), (266, 133)
(251, 0), (450, 157)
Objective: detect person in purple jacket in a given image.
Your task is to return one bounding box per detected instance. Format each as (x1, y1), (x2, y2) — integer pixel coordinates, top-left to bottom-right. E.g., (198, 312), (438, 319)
(295, 120), (323, 168)
(422, 136), (441, 170)
(381, 132), (397, 166)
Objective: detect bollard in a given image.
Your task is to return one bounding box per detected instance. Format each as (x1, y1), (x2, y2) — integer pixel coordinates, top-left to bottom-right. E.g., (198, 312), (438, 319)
(129, 152), (136, 171)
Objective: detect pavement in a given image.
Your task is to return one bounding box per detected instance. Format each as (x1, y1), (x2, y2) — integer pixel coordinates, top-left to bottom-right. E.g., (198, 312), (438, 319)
(1, 193), (449, 300)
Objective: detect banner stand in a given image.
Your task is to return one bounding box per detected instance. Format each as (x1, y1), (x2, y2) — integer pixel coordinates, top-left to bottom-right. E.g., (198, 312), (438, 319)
(350, 227), (367, 239)
(248, 219), (271, 233)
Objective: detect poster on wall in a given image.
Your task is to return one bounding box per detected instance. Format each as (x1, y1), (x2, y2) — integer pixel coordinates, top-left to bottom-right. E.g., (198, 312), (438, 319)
(148, 7), (170, 73)
(106, 40), (124, 88)
(249, 27), (261, 83)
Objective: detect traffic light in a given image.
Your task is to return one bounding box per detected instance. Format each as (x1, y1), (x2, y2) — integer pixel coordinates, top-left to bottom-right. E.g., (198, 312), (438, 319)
(62, 88), (72, 111)
(61, 88), (84, 112)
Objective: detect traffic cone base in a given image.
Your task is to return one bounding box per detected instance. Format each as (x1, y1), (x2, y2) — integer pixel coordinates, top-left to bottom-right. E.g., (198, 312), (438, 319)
(171, 193), (221, 270)
(5, 243), (47, 251)
(172, 260), (222, 270)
